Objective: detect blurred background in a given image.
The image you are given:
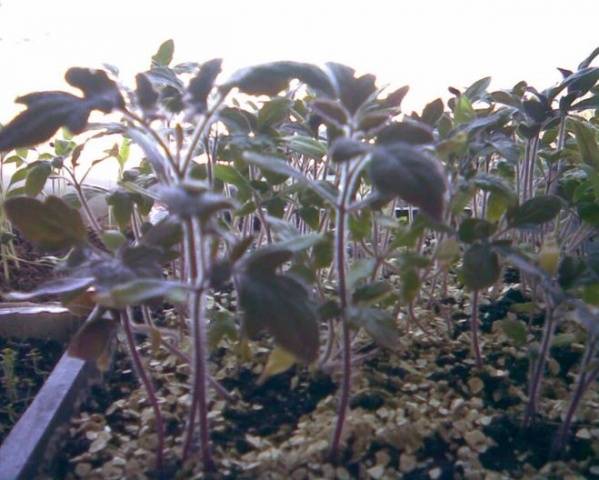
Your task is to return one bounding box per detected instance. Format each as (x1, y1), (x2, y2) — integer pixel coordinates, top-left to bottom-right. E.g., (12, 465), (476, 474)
(1, 0), (598, 116)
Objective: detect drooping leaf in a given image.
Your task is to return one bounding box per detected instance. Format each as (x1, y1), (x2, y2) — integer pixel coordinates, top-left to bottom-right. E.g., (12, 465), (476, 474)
(368, 144), (447, 221)
(4, 196), (87, 250)
(257, 346), (297, 384)
(239, 271), (320, 363)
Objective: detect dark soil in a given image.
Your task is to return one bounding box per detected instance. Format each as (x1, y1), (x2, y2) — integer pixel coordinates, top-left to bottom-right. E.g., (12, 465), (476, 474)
(39, 351), (135, 479)
(480, 415), (596, 477)
(216, 367), (336, 451)
(0, 232), (53, 294)
(0, 233), (66, 442)
(0, 336), (64, 442)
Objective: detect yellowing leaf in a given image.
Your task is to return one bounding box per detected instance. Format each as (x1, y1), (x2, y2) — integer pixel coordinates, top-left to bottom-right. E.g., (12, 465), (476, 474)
(257, 346), (296, 385)
(538, 236), (560, 276)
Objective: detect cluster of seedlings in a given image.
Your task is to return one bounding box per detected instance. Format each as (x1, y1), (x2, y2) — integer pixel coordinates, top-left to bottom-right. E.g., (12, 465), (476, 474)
(1, 41), (599, 477)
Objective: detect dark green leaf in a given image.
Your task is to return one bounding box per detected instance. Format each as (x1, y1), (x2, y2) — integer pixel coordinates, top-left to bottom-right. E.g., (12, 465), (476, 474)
(352, 281), (392, 305)
(368, 144), (446, 221)
(25, 161), (52, 196)
(4, 196), (87, 250)
(458, 218), (497, 243)
(463, 243), (500, 290)
(239, 271), (320, 363)
(223, 61), (335, 97)
(507, 195), (562, 229)
(97, 279), (187, 308)
(186, 58), (222, 113)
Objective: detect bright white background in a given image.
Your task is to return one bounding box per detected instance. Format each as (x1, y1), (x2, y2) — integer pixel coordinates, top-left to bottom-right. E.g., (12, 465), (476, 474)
(1, 0), (598, 116)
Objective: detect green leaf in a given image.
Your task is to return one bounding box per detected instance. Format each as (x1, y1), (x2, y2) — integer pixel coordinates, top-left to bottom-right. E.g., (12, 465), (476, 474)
(244, 151), (335, 204)
(298, 206), (320, 230)
(499, 318), (527, 346)
(454, 95), (475, 124)
(507, 195), (562, 229)
(348, 258), (376, 288)
(313, 234), (333, 269)
(107, 190), (133, 231)
(472, 173), (517, 205)
(4, 196), (87, 250)
(349, 307), (398, 350)
(330, 138), (370, 163)
(274, 233), (323, 253)
(101, 230), (127, 252)
(400, 268), (420, 303)
(458, 218), (497, 243)
(239, 271), (320, 363)
(578, 203), (599, 226)
(213, 164), (252, 201)
(464, 76), (491, 101)
(151, 39), (175, 67)
(368, 144), (446, 221)
(583, 283), (599, 306)
(97, 279), (188, 309)
(486, 192), (510, 222)
(352, 281), (392, 305)
(208, 310), (238, 350)
(283, 135), (327, 159)
(349, 209), (372, 241)
(257, 97), (292, 131)
(6, 276), (94, 301)
(25, 161), (52, 196)
(570, 118), (599, 169)
(462, 243), (500, 290)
